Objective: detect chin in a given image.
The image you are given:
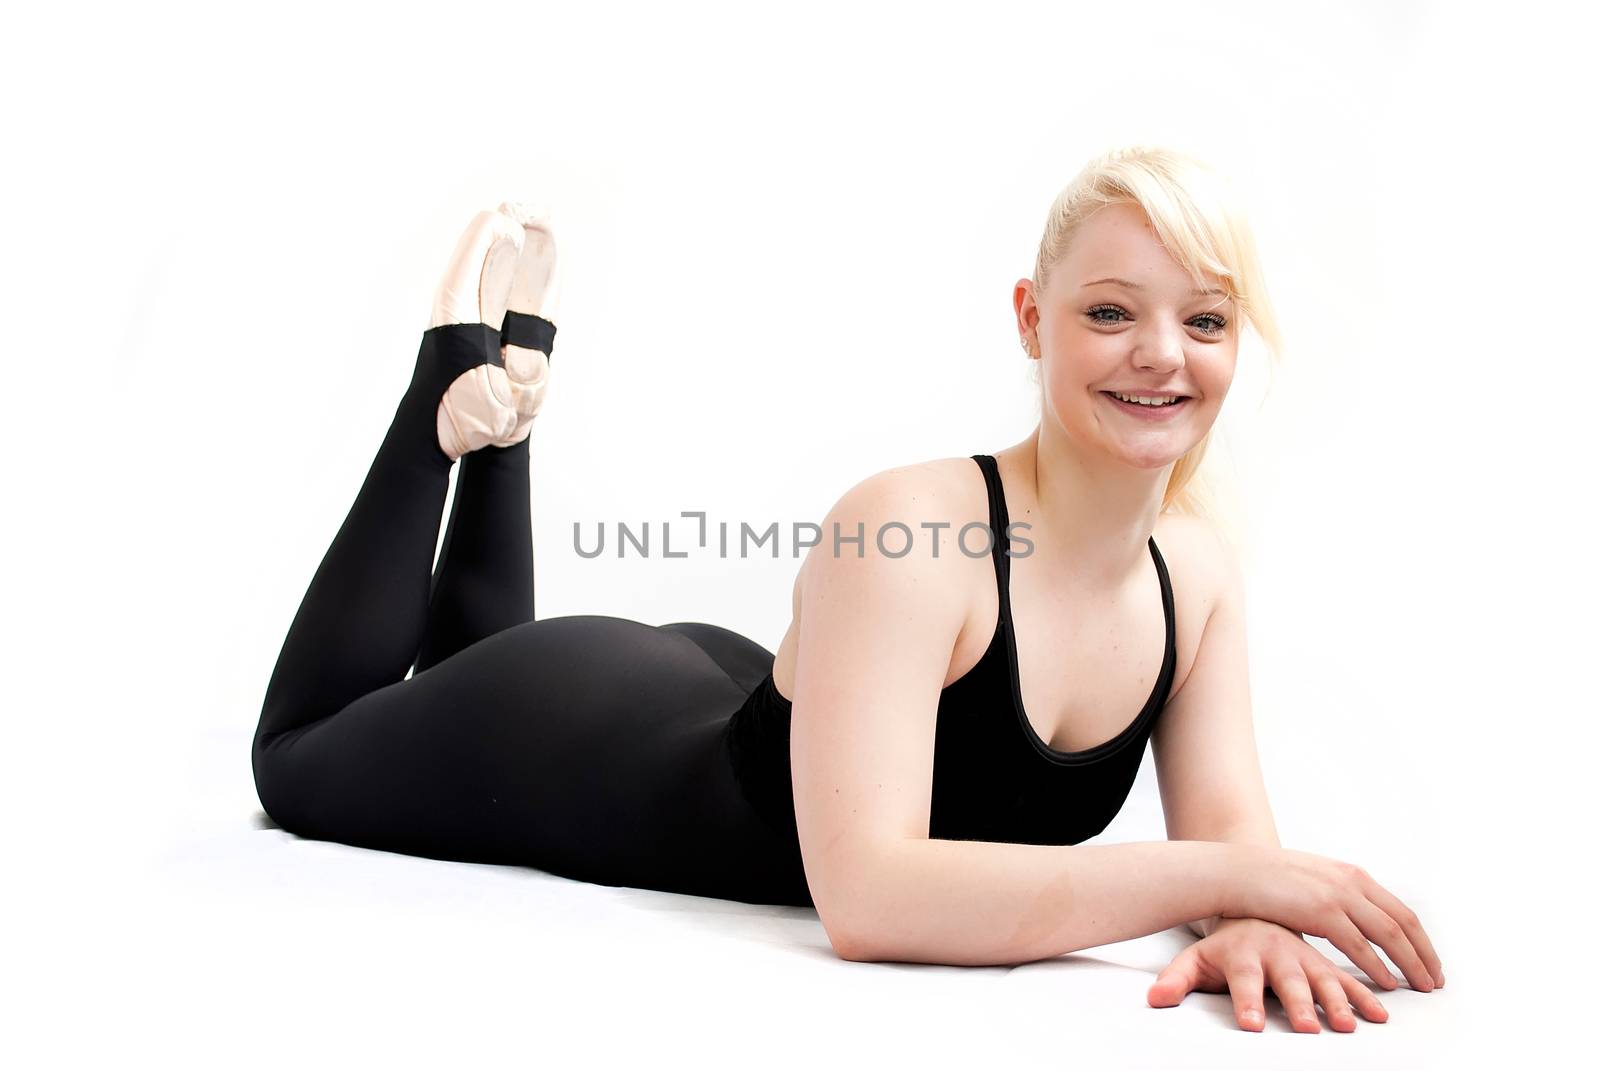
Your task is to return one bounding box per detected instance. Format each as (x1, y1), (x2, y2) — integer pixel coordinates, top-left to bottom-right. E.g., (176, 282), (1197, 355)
(1112, 443), (1192, 470)
(1052, 407), (1207, 471)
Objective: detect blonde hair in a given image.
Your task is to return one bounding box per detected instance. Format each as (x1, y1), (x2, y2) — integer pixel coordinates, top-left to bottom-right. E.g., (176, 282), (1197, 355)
(1030, 145), (1285, 517)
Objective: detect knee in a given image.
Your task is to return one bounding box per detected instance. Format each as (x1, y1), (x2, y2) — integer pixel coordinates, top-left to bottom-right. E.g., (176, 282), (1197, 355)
(251, 730), (308, 836)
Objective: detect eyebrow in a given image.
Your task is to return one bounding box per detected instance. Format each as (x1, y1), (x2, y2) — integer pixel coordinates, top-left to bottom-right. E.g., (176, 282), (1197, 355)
(1080, 276), (1229, 298)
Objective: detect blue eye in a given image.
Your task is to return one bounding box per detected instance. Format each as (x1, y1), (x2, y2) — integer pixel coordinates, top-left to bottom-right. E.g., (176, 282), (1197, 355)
(1085, 304), (1228, 336)
(1085, 304), (1128, 324)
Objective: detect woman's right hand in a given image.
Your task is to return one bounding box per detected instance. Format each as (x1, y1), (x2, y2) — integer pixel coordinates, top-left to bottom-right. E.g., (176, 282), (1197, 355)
(1220, 844), (1445, 994)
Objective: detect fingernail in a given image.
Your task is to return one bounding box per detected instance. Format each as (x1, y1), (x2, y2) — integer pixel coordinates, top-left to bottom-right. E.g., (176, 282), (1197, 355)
(1242, 1009), (1262, 1025)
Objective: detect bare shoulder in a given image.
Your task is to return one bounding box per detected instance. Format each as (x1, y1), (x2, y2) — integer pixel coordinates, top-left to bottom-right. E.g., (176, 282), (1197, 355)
(1151, 511), (1247, 693)
(778, 456), (987, 695)
(1158, 512), (1241, 614)
(828, 454), (985, 514)
(795, 455), (987, 588)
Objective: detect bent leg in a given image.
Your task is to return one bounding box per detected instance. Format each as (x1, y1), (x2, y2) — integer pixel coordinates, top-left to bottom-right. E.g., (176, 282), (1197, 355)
(414, 436), (536, 674)
(412, 207), (561, 672)
(252, 323), (808, 904)
(255, 324), (498, 745)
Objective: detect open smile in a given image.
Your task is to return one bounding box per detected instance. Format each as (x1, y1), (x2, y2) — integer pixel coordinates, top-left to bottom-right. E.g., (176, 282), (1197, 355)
(1099, 390), (1192, 420)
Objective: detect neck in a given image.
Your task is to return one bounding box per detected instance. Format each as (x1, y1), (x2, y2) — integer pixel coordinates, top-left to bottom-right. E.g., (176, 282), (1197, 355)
(999, 423), (1171, 589)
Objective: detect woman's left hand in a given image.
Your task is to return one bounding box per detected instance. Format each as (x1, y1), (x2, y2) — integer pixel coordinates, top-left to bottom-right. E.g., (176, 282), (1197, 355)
(1147, 917), (1392, 1032)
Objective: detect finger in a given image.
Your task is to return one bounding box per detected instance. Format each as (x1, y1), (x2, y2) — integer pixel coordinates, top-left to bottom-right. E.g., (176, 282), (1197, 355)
(1223, 961), (1268, 1032)
(1306, 967), (1357, 1033)
(1266, 956), (1321, 1034)
(1147, 948), (1201, 1008)
(1322, 918), (1400, 991)
(1358, 881), (1446, 987)
(1338, 968), (1390, 1024)
(1348, 897), (1435, 992)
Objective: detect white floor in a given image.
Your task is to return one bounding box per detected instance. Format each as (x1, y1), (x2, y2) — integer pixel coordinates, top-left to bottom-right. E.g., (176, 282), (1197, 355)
(4, 720), (1503, 1069)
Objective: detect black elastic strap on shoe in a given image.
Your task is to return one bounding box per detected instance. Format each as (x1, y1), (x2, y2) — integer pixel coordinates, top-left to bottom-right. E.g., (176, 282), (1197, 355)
(501, 311), (557, 357)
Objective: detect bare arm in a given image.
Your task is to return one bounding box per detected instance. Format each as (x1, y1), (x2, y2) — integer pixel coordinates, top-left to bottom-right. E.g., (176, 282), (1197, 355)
(1146, 519), (1446, 990)
(1150, 518), (1281, 941)
(835, 837), (1239, 964)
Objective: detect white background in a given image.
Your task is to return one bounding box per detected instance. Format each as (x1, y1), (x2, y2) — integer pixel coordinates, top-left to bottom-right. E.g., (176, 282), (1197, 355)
(4, 0), (1594, 1064)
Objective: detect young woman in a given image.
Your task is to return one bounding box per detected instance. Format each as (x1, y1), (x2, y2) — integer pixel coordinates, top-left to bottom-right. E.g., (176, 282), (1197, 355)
(252, 147), (1444, 1034)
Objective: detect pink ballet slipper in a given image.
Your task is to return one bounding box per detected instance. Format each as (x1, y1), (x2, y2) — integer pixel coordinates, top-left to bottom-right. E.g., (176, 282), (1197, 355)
(492, 200), (561, 447)
(430, 208), (525, 461)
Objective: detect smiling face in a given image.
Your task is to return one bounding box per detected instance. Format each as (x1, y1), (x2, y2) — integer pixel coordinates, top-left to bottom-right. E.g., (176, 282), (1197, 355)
(1016, 202), (1239, 470)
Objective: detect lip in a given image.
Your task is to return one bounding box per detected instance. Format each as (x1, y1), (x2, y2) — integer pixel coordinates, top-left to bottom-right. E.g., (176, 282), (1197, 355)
(1100, 390), (1192, 420)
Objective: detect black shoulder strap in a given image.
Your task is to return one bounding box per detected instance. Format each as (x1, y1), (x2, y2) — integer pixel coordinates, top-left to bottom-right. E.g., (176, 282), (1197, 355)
(1147, 535), (1177, 687)
(970, 454), (1010, 581)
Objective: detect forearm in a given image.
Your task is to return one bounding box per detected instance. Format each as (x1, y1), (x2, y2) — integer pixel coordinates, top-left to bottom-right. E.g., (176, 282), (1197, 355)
(839, 838), (1237, 966)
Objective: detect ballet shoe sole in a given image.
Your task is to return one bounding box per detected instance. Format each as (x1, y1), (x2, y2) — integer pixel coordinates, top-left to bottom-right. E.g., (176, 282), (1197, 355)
(431, 209), (525, 329)
(431, 208), (528, 460)
(494, 200), (561, 442)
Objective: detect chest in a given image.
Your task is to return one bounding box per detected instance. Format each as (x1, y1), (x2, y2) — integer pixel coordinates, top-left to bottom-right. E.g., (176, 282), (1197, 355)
(968, 558), (1172, 756)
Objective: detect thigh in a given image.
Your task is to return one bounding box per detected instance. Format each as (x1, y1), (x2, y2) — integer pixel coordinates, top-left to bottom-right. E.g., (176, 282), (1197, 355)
(253, 614), (806, 903)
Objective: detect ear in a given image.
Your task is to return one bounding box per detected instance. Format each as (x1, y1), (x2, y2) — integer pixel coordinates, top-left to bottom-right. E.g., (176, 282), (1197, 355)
(1013, 279), (1040, 353)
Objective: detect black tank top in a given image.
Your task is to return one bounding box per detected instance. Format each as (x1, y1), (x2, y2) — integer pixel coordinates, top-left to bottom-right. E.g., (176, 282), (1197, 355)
(723, 453), (1177, 854)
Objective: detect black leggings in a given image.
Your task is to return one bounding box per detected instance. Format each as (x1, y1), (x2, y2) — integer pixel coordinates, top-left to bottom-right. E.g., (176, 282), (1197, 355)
(252, 324), (812, 907)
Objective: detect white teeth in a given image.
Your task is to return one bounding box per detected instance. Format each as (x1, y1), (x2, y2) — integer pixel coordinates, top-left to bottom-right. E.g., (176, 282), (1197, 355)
(1110, 391), (1184, 407)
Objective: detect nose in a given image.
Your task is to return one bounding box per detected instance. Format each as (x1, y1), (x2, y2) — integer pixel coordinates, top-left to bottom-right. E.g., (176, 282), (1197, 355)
(1132, 321), (1186, 374)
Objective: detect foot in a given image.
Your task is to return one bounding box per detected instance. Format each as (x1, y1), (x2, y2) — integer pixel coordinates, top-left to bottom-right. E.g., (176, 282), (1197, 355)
(431, 209), (525, 461)
(493, 200), (562, 447)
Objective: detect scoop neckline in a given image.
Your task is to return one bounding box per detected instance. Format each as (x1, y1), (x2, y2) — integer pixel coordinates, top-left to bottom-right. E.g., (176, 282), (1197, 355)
(974, 453), (1177, 767)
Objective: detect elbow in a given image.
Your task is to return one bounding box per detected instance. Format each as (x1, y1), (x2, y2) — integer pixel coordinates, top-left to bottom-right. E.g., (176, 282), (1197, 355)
(826, 925), (872, 962)
(810, 841), (907, 963)
(825, 917), (893, 963)
(816, 894), (884, 962)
